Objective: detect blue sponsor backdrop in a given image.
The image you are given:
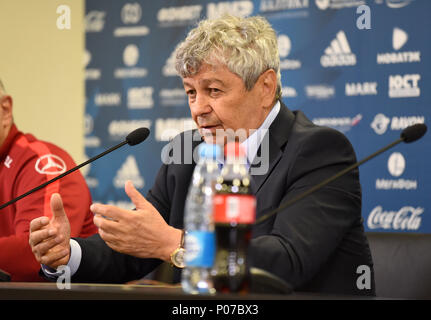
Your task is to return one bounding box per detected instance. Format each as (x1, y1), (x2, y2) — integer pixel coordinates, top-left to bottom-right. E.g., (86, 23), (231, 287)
(84, 0), (430, 233)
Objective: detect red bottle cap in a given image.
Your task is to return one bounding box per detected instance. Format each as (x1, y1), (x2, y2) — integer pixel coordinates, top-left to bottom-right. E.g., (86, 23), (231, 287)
(224, 142), (246, 158)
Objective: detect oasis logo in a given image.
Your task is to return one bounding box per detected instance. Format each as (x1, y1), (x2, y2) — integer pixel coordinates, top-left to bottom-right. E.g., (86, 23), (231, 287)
(367, 206), (423, 231)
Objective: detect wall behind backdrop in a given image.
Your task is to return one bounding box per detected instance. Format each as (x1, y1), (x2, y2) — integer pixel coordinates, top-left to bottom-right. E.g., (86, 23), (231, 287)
(0, 0), (86, 163)
(84, 0), (430, 234)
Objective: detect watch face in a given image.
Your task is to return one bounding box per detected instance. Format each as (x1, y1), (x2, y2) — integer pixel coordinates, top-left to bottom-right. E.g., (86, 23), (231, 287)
(172, 248), (186, 268)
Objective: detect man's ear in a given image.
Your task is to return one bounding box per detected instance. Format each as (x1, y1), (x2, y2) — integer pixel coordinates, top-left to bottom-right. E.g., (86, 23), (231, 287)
(1, 95), (13, 128)
(259, 69), (277, 108)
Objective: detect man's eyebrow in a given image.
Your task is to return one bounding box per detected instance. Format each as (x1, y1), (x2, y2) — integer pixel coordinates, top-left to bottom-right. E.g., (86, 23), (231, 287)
(199, 78), (225, 86)
(182, 78), (225, 87)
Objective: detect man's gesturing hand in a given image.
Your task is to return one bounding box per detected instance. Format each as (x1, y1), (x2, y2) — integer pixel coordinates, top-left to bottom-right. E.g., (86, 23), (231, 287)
(29, 193), (71, 268)
(92, 180), (181, 262)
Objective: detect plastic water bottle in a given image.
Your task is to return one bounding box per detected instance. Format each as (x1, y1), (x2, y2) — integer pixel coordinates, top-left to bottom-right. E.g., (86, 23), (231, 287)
(181, 143), (221, 294)
(211, 142), (256, 293)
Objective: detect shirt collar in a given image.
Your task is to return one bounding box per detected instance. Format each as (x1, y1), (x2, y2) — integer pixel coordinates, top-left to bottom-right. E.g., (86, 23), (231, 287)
(241, 100), (280, 166)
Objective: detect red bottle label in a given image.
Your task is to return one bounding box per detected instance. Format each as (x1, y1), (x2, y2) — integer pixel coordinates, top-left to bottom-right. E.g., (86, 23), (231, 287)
(213, 194), (256, 224)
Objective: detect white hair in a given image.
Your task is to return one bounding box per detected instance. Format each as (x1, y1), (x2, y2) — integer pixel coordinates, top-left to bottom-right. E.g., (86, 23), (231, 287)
(175, 14), (282, 100)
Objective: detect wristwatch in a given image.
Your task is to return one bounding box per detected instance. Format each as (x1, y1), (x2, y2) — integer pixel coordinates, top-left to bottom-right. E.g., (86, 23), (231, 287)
(170, 229), (186, 268)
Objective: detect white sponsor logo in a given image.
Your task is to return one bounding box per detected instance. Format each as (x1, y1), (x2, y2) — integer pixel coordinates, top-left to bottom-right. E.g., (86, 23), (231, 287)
(155, 118), (197, 142)
(35, 155), (67, 175)
(114, 45), (147, 79)
(320, 30), (356, 67)
(84, 49), (101, 80)
(128, 87), (153, 109)
(157, 5), (202, 25)
(367, 206), (423, 230)
(85, 69), (101, 80)
(312, 114), (362, 133)
(113, 26), (150, 37)
(388, 74), (420, 98)
(305, 85), (335, 99)
(282, 86), (298, 98)
(387, 152), (405, 177)
(85, 11), (105, 32)
(159, 88), (187, 106)
(370, 114), (390, 135)
(84, 114), (101, 147)
(84, 50), (91, 67)
(108, 120), (152, 138)
(84, 114), (93, 135)
(123, 44), (139, 67)
(121, 3), (141, 24)
(385, 0), (412, 9)
(315, 0), (365, 10)
(345, 82), (377, 96)
(278, 34), (301, 70)
(375, 152), (417, 190)
(260, 0), (309, 11)
(113, 155), (144, 189)
(370, 113), (425, 135)
(4, 155), (12, 168)
(377, 28), (421, 64)
(207, 1), (253, 19)
(94, 93), (121, 106)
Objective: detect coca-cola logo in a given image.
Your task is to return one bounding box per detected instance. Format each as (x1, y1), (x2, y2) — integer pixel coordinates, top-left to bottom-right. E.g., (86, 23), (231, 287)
(367, 206), (423, 230)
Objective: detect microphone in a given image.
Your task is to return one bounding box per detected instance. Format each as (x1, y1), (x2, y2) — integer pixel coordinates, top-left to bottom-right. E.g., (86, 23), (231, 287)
(255, 123), (427, 225)
(0, 127), (150, 210)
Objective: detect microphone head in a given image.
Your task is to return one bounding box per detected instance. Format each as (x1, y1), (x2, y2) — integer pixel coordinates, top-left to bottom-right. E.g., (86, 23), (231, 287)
(401, 123), (427, 143)
(126, 127), (150, 146)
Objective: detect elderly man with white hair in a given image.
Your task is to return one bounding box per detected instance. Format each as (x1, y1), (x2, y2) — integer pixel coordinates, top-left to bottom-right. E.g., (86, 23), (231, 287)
(29, 15), (374, 296)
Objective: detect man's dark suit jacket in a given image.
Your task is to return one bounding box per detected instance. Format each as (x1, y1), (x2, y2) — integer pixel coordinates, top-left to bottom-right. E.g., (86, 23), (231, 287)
(73, 102), (375, 296)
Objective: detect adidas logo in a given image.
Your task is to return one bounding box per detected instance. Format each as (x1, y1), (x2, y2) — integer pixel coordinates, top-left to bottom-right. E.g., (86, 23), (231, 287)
(113, 155), (144, 189)
(320, 30), (356, 67)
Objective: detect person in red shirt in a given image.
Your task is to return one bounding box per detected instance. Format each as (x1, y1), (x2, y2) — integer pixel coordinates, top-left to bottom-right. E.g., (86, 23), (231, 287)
(0, 79), (97, 281)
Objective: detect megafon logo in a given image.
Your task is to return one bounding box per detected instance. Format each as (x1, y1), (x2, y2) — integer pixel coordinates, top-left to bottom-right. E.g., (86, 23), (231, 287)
(320, 31), (356, 67)
(375, 152), (418, 190)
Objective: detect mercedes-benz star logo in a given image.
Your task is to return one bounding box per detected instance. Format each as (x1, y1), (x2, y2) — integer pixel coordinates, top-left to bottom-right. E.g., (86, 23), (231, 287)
(35, 154), (67, 175)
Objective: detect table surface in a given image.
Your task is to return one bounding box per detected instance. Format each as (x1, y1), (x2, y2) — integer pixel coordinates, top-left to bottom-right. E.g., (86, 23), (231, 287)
(0, 282), (386, 300)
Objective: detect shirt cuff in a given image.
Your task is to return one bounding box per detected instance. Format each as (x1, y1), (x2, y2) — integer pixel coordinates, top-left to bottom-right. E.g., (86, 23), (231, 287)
(41, 239), (82, 279)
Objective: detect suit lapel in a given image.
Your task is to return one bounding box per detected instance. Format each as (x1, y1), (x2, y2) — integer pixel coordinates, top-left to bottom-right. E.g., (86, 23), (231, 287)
(249, 102), (296, 195)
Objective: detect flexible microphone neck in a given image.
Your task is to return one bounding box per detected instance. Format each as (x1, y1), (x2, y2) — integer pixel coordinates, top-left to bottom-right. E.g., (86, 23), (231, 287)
(255, 123), (427, 225)
(0, 127), (150, 210)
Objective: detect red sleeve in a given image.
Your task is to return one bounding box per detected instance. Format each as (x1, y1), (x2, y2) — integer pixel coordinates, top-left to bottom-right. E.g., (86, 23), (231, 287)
(0, 141), (97, 281)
